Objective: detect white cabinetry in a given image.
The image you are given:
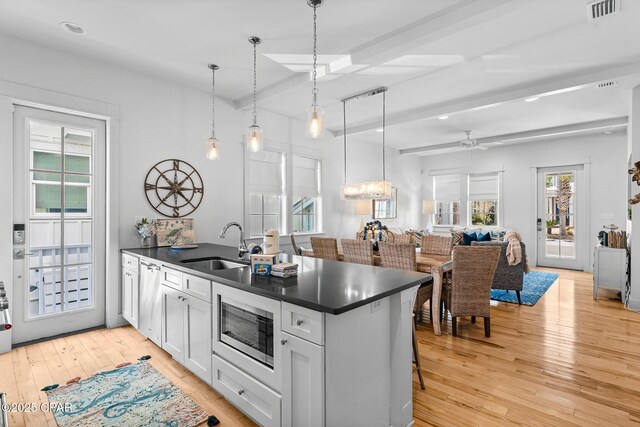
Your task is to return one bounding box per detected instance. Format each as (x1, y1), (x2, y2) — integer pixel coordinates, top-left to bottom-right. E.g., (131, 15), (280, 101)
(160, 283), (212, 385)
(281, 332), (324, 427)
(121, 254), (139, 328)
(139, 258), (163, 346)
(593, 246), (627, 299)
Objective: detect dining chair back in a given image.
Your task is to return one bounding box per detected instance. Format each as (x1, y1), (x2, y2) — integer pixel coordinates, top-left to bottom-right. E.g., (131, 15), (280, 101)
(378, 242), (417, 271)
(289, 233), (306, 255)
(393, 233), (413, 245)
(420, 235), (453, 255)
(310, 237), (340, 261)
(341, 239), (374, 266)
(443, 245), (500, 337)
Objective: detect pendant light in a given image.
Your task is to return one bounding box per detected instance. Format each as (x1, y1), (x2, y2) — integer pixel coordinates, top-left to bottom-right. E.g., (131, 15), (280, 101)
(246, 36), (263, 153)
(306, 0), (324, 138)
(206, 64), (221, 160)
(340, 87), (392, 200)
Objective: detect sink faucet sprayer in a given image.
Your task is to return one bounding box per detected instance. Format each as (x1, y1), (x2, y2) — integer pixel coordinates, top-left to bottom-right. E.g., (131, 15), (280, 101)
(219, 222), (248, 259)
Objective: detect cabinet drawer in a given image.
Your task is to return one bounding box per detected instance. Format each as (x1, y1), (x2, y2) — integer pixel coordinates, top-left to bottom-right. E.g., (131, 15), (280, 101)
(161, 265), (183, 291)
(212, 355), (281, 427)
(183, 273), (211, 302)
(122, 253), (139, 273)
(281, 302), (324, 345)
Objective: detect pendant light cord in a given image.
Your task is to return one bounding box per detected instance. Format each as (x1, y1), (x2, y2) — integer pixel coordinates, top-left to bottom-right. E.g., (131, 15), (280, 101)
(252, 40), (258, 126)
(343, 100), (347, 184)
(211, 67), (216, 139)
(382, 90), (386, 181)
(312, 4), (318, 107)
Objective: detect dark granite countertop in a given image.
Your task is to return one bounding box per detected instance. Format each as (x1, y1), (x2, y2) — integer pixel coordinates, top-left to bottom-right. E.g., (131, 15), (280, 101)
(121, 243), (431, 315)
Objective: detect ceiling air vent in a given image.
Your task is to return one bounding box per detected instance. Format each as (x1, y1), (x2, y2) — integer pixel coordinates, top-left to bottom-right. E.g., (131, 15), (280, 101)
(597, 80), (617, 89)
(587, 0), (619, 21)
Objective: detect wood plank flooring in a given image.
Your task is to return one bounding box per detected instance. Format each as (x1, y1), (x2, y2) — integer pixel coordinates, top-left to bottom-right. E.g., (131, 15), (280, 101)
(0, 268), (638, 426)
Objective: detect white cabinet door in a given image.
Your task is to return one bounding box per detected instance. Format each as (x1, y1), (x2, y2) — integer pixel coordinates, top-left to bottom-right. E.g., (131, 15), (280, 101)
(183, 293), (212, 385)
(122, 267), (138, 328)
(161, 285), (185, 364)
(281, 332), (324, 427)
(139, 259), (162, 346)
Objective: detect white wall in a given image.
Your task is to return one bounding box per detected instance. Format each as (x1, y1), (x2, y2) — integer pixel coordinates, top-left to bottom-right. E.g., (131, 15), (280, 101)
(629, 85), (640, 310)
(421, 132), (628, 271)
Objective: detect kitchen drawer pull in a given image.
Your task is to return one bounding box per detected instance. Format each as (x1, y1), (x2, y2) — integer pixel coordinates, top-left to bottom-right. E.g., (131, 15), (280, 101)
(296, 318), (304, 326)
(281, 339), (287, 345)
(238, 389), (245, 396)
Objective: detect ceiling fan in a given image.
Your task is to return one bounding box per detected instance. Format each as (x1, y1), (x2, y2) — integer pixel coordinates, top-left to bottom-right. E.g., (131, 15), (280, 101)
(461, 130), (488, 150)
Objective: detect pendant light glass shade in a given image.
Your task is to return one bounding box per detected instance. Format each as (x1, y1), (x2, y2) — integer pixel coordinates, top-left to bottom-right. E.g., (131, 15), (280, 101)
(247, 36), (263, 152)
(206, 137), (221, 160)
(246, 125), (263, 153)
(306, 105), (325, 138)
(206, 64), (221, 160)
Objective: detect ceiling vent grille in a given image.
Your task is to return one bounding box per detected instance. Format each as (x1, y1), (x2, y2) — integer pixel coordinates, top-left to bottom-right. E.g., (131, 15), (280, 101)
(587, 0), (619, 21)
(597, 80), (617, 89)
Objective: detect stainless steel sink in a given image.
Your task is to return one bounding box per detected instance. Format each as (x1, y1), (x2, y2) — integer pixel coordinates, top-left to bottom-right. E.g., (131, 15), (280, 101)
(180, 257), (247, 270)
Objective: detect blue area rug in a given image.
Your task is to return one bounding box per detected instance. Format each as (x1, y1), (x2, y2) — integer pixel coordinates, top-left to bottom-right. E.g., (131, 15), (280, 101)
(490, 271), (559, 306)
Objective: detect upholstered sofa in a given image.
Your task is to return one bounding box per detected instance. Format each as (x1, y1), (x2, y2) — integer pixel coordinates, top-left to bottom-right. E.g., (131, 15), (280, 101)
(471, 240), (527, 305)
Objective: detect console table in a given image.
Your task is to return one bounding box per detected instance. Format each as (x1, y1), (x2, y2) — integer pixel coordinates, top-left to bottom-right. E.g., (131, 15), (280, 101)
(593, 246), (627, 300)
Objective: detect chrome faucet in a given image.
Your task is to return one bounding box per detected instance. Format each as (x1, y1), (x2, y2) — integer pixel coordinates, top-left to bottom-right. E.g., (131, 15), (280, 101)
(219, 222), (248, 259)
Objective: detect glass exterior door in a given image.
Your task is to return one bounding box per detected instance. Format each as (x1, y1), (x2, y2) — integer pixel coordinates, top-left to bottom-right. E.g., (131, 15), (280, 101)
(12, 106), (106, 343)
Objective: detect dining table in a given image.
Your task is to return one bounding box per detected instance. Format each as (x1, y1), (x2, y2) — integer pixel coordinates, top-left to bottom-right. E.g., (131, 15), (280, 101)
(301, 247), (452, 335)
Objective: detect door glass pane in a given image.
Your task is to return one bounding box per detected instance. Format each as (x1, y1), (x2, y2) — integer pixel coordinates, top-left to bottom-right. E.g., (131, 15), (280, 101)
(544, 172), (576, 259)
(27, 120), (94, 318)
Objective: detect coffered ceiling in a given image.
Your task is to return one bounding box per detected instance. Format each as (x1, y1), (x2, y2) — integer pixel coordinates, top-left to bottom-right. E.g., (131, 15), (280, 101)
(0, 0), (638, 154)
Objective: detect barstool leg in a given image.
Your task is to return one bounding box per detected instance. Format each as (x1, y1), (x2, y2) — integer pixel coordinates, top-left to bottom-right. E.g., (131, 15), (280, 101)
(412, 321), (426, 390)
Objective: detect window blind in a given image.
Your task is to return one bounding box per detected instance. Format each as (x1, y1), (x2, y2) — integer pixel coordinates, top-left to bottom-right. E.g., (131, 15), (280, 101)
(292, 155), (319, 197)
(468, 173), (500, 201)
(249, 150), (283, 195)
(434, 175), (460, 202)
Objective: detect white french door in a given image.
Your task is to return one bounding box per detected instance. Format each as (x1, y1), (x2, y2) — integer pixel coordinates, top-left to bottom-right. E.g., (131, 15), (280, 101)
(11, 106), (106, 344)
(536, 165), (585, 271)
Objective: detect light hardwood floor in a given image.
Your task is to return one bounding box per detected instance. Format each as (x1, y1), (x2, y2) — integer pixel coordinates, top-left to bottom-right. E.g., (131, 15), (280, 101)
(0, 268), (638, 426)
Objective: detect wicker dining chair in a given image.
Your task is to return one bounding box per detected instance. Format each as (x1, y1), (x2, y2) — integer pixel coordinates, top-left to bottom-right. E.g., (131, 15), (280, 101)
(442, 246), (500, 337)
(379, 242), (430, 390)
(289, 233), (308, 256)
(341, 239), (374, 266)
(393, 233), (413, 245)
(310, 237), (340, 261)
(420, 235), (453, 255)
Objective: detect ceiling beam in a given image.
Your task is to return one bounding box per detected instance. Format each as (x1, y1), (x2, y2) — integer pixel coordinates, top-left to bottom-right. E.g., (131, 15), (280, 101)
(332, 62), (640, 138)
(399, 117), (628, 155)
(233, 0), (514, 110)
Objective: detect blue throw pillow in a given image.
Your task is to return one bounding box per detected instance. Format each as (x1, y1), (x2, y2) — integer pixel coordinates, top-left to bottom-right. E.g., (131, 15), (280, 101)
(462, 232), (477, 246)
(478, 232), (492, 242)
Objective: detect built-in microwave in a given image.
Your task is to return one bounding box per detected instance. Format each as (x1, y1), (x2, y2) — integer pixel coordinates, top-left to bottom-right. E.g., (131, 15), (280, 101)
(219, 296), (274, 368)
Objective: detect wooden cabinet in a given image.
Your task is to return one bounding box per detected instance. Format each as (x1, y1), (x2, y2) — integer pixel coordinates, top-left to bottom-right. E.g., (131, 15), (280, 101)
(281, 332), (324, 427)
(593, 246), (627, 299)
(161, 284), (212, 385)
(121, 255), (139, 329)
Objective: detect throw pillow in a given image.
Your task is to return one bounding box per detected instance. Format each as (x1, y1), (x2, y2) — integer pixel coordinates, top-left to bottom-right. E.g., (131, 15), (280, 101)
(478, 232), (492, 242)
(450, 230), (464, 246)
(462, 232), (478, 246)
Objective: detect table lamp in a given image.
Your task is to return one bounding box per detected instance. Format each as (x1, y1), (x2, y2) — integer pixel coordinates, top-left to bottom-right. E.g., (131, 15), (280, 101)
(422, 199), (436, 233)
(355, 199), (371, 231)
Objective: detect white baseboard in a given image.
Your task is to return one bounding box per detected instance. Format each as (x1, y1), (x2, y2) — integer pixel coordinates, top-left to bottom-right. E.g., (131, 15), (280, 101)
(106, 314), (128, 328)
(628, 298), (640, 312)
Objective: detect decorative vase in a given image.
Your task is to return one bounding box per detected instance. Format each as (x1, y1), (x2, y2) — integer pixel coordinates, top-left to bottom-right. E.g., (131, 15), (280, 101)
(140, 236), (151, 248)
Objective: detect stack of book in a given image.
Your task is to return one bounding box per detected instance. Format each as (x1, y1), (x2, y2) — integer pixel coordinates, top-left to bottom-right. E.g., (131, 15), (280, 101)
(271, 262), (298, 278)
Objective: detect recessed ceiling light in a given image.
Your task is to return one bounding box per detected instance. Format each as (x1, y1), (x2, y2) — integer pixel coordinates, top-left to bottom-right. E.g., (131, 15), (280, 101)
(524, 97), (539, 102)
(60, 22), (86, 35)
(376, 128), (384, 132)
(604, 130), (613, 134)
(438, 115), (449, 120)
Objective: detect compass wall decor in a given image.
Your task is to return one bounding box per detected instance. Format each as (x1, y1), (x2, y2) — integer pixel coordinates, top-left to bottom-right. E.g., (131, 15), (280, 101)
(144, 159), (204, 218)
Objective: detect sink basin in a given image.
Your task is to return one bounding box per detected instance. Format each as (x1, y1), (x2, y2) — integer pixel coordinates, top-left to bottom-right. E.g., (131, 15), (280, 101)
(181, 257), (247, 270)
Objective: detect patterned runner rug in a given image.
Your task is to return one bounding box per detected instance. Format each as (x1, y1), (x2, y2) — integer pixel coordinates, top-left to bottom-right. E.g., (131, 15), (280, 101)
(46, 361), (208, 427)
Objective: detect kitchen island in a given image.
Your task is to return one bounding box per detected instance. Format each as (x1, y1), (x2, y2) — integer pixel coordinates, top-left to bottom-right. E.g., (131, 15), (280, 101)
(121, 243), (431, 427)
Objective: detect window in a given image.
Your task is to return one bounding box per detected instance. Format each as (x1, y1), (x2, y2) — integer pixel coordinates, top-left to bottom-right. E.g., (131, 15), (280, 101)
(249, 150), (284, 237)
(433, 175), (461, 226)
(468, 174), (500, 226)
(292, 155), (320, 233)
